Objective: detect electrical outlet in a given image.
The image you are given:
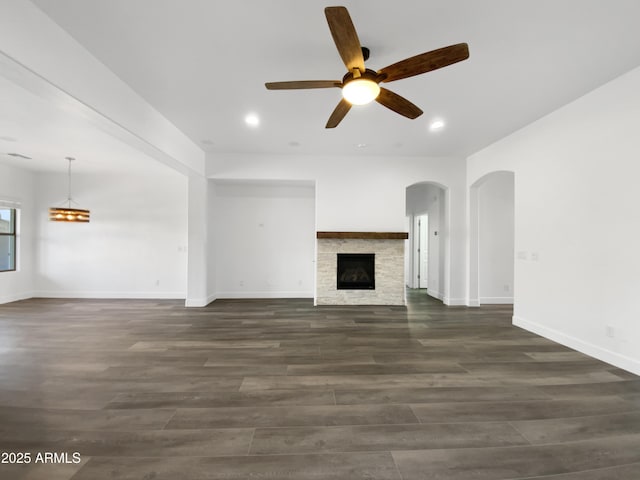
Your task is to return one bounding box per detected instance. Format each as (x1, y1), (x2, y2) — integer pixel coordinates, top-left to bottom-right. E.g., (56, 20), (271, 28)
(239, 280), (244, 287)
(606, 325), (615, 338)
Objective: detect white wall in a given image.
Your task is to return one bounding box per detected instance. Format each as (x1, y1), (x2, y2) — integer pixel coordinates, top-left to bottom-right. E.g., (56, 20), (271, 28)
(0, 163), (36, 303)
(35, 167), (188, 298)
(468, 65), (640, 375)
(208, 153), (468, 305)
(405, 183), (445, 299)
(211, 180), (315, 298)
(478, 172), (514, 304)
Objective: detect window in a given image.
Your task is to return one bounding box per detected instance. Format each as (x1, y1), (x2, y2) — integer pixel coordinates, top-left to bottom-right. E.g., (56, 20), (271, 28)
(0, 208), (16, 272)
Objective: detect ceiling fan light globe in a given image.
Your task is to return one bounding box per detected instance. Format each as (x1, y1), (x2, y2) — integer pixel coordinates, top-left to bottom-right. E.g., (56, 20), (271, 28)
(342, 79), (380, 105)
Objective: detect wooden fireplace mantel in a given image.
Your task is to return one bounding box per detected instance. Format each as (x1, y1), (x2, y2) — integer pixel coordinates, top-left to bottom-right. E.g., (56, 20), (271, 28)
(316, 231), (409, 240)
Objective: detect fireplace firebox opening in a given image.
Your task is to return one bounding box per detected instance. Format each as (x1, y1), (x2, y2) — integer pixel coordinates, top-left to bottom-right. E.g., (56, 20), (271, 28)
(337, 253), (375, 290)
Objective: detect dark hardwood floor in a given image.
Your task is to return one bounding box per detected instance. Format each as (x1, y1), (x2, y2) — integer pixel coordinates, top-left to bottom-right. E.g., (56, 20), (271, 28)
(1, 290), (639, 479)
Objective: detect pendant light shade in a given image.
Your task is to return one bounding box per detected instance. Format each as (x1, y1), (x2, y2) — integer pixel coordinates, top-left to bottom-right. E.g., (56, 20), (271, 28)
(49, 157), (90, 223)
(49, 207), (90, 222)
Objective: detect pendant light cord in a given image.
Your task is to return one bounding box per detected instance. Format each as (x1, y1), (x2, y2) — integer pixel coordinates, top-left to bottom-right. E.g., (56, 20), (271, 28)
(64, 156), (76, 208)
(67, 158), (72, 207)
(49, 156), (90, 222)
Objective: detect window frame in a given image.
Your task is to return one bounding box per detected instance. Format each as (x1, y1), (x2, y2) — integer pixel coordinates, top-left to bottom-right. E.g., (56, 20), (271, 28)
(0, 208), (16, 273)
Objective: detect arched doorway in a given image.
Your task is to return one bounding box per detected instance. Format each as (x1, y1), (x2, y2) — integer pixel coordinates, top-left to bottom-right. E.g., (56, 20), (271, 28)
(405, 182), (448, 301)
(468, 171), (515, 306)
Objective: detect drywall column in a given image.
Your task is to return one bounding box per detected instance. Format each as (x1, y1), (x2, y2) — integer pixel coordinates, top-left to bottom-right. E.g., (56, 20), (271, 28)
(467, 185), (480, 306)
(186, 174), (209, 307)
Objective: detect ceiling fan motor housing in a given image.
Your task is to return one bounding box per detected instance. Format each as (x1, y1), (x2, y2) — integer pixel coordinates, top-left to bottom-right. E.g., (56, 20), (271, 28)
(342, 68), (381, 85)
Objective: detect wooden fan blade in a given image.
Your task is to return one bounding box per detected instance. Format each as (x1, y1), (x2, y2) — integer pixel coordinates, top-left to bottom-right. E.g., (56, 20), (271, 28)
(266, 80), (342, 90)
(326, 98), (352, 128)
(378, 43), (469, 83)
(325, 7), (365, 72)
(376, 87), (423, 119)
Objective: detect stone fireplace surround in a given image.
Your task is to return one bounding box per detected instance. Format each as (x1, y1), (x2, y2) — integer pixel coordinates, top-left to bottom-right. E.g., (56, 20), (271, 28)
(316, 232), (408, 306)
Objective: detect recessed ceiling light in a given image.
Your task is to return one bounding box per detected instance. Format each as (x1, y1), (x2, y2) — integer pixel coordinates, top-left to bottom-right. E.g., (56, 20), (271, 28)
(429, 119), (445, 131)
(201, 139), (215, 146)
(356, 143), (367, 148)
(288, 141), (301, 147)
(245, 113), (260, 127)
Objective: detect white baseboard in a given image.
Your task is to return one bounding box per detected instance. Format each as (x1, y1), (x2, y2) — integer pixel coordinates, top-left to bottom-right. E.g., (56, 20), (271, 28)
(480, 296), (514, 305)
(185, 294), (216, 307)
(467, 299), (480, 307)
(513, 315), (640, 376)
(443, 297), (467, 306)
(216, 291), (314, 299)
(33, 290), (185, 300)
(0, 291), (34, 305)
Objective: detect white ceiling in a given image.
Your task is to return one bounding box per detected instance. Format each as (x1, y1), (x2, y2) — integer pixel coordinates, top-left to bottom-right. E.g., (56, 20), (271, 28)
(0, 74), (176, 174)
(4, 0), (640, 171)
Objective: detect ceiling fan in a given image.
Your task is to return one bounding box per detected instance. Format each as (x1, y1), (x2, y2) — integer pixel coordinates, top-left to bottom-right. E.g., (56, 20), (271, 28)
(265, 6), (469, 128)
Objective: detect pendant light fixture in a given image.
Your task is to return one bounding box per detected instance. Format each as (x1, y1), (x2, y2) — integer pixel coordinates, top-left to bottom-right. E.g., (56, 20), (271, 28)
(49, 157), (90, 223)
